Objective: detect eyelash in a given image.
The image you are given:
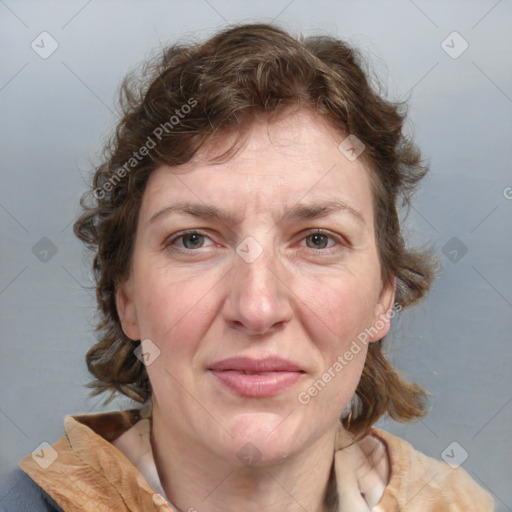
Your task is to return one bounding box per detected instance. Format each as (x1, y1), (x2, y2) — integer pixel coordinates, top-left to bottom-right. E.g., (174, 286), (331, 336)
(163, 229), (346, 254)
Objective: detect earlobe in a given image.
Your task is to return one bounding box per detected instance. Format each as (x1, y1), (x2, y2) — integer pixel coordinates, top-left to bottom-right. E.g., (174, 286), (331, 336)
(369, 276), (397, 343)
(115, 278), (141, 341)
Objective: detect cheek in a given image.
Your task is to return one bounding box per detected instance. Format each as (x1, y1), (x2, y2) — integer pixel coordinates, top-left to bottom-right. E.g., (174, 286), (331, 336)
(138, 285), (218, 396)
(297, 281), (371, 414)
(298, 274), (377, 353)
(133, 265), (219, 361)
(128, 248), (197, 396)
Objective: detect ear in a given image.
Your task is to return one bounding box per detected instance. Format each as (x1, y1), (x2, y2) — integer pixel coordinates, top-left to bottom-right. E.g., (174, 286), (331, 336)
(115, 276), (141, 341)
(368, 275), (397, 343)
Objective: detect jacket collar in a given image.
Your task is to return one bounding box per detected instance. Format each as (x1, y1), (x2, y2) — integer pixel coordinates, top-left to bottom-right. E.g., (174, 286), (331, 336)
(20, 408), (491, 512)
(20, 410), (170, 511)
(74, 410), (390, 510)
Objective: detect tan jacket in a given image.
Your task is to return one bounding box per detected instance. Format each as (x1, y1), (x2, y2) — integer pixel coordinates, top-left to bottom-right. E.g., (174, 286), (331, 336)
(19, 410), (494, 511)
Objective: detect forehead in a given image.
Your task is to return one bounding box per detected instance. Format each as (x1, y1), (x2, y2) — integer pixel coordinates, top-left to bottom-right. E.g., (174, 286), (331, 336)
(140, 110), (375, 225)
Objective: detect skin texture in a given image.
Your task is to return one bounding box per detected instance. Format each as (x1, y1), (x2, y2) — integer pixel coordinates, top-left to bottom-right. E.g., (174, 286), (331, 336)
(116, 109), (395, 512)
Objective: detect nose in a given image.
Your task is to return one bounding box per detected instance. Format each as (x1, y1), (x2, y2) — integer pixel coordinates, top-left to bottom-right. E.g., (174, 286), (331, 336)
(222, 244), (294, 337)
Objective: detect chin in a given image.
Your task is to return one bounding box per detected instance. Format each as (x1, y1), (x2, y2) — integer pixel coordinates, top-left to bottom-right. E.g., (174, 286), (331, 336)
(219, 411), (311, 467)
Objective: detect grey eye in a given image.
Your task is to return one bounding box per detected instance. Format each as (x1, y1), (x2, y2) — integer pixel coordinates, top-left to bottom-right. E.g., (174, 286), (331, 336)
(306, 233), (330, 249)
(181, 233), (206, 249)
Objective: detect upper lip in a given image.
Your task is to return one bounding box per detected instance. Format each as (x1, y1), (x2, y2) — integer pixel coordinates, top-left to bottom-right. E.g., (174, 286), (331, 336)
(208, 356), (303, 373)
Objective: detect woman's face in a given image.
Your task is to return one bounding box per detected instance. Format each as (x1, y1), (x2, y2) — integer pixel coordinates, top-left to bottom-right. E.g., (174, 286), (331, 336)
(117, 109), (395, 466)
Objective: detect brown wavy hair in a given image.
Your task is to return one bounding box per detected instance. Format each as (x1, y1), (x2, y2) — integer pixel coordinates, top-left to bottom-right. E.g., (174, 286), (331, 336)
(74, 23), (436, 440)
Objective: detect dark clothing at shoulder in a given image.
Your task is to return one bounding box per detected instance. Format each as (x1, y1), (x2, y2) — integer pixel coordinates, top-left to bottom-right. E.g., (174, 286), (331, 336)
(0, 469), (63, 512)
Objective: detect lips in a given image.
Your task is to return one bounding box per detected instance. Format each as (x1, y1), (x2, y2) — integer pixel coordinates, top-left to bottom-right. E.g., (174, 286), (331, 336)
(209, 356), (303, 373)
(208, 356), (305, 397)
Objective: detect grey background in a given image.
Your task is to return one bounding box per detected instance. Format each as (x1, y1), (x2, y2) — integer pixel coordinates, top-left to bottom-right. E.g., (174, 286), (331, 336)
(1, 0), (511, 509)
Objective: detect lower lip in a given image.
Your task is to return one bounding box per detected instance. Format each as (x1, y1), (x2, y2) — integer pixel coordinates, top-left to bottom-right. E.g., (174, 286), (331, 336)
(210, 370), (303, 397)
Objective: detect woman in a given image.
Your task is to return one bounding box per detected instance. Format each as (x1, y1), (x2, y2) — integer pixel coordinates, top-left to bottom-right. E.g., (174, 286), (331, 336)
(15, 23), (493, 511)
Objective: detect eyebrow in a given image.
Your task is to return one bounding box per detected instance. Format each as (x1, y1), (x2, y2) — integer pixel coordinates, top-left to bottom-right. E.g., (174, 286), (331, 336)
(149, 199), (365, 226)
(278, 200), (365, 225)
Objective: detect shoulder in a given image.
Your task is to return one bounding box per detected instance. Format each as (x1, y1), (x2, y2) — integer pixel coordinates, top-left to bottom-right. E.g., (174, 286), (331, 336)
(0, 468), (63, 512)
(370, 428), (494, 512)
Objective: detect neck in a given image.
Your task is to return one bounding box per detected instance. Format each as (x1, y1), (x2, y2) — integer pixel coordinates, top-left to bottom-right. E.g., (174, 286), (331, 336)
(151, 412), (339, 512)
